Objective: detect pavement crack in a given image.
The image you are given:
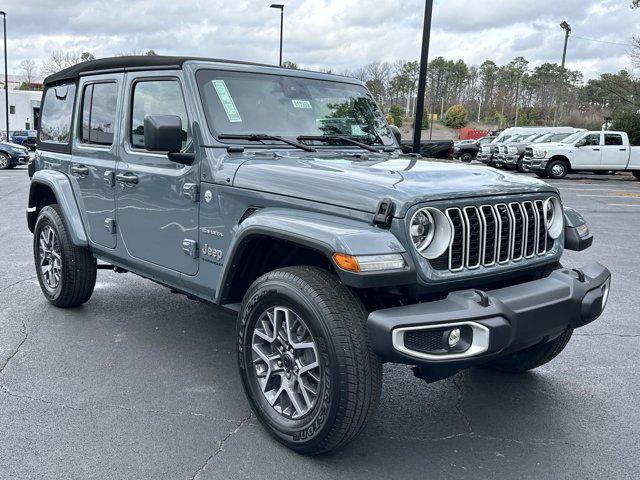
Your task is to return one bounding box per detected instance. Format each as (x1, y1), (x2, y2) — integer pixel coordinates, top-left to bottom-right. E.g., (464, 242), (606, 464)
(452, 373), (472, 432)
(0, 276), (36, 293)
(0, 321), (28, 375)
(190, 412), (252, 480)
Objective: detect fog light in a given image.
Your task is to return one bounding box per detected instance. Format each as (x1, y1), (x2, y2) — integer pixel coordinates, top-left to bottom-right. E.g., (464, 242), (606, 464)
(448, 328), (461, 348)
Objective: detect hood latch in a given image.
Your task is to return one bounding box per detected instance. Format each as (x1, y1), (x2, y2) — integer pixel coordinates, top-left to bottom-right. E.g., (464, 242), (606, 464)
(373, 198), (395, 229)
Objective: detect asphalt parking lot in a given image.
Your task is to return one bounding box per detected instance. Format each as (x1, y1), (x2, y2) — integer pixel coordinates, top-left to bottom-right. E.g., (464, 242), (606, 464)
(1, 163), (639, 480)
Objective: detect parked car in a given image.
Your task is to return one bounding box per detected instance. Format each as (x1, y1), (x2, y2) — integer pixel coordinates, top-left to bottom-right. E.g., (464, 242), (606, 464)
(477, 126), (577, 165)
(400, 139), (453, 159)
(502, 132), (575, 172)
(454, 139), (477, 147)
(11, 130), (38, 151)
(453, 135), (496, 162)
(28, 56), (611, 454)
(0, 141), (30, 170)
(522, 130), (640, 179)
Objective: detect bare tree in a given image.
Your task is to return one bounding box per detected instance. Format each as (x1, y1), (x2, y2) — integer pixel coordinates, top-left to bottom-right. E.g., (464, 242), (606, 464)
(41, 50), (82, 75)
(114, 49), (159, 57)
(19, 59), (38, 84)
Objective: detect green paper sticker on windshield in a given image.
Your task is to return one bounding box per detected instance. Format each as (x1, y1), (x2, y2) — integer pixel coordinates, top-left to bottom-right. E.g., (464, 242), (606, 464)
(212, 80), (242, 122)
(292, 99), (312, 109)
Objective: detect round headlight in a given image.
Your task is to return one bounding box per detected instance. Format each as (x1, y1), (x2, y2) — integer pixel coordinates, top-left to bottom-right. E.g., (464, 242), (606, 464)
(544, 197), (563, 239)
(410, 209), (435, 252)
(409, 207), (453, 259)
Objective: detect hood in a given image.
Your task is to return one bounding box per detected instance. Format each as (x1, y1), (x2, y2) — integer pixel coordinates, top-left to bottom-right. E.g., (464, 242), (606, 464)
(233, 153), (557, 216)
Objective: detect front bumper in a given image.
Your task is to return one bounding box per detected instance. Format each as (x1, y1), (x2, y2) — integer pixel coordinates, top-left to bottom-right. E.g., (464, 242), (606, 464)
(504, 154), (519, 167)
(368, 262), (611, 379)
(521, 157), (548, 172)
(476, 152), (493, 163)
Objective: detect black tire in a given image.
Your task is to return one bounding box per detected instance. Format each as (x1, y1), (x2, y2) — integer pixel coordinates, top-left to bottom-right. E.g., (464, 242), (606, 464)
(33, 205), (97, 307)
(516, 157), (526, 173)
(485, 329), (573, 373)
(634, 171), (640, 180)
(460, 152), (472, 163)
(535, 172), (548, 179)
(545, 158), (569, 179)
(0, 152), (11, 170)
(237, 266), (382, 455)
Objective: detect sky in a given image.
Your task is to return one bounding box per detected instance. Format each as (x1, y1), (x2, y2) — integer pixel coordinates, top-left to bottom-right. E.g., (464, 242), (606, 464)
(3, 0), (639, 81)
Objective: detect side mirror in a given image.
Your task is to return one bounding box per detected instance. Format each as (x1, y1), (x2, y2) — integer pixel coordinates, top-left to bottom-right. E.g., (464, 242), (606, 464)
(144, 115), (183, 153)
(575, 139), (586, 148)
(388, 124), (402, 145)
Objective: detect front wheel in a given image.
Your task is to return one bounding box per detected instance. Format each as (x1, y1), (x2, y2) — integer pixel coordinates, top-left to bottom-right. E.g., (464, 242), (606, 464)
(0, 152), (12, 170)
(33, 205), (97, 307)
(546, 159), (569, 179)
(485, 329), (573, 373)
(460, 152), (472, 163)
(634, 171), (640, 180)
(237, 266), (382, 455)
(516, 157), (527, 173)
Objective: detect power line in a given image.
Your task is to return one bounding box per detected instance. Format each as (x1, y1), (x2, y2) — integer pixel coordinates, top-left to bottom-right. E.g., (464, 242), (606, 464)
(571, 35), (636, 48)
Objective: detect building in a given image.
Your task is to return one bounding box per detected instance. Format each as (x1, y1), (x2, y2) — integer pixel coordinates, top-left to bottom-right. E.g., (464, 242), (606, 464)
(0, 89), (42, 134)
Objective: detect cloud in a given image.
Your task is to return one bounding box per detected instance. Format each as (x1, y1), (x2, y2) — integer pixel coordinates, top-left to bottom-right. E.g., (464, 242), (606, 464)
(2, 0), (638, 80)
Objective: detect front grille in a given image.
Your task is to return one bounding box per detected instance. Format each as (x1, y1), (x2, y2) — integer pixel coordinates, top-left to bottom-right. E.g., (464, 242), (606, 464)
(431, 200), (552, 272)
(524, 147), (533, 158)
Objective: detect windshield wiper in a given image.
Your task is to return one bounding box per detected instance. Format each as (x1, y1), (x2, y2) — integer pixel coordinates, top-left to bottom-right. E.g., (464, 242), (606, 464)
(218, 133), (316, 152)
(296, 135), (378, 153)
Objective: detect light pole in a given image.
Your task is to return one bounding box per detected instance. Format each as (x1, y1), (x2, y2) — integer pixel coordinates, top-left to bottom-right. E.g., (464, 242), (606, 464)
(553, 20), (571, 126)
(0, 12), (8, 141)
(514, 75), (522, 126)
(270, 4), (284, 67)
(412, 0), (434, 154)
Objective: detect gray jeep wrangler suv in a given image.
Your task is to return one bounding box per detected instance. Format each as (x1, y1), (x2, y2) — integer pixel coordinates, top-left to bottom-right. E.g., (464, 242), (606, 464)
(27, 56), (611, 455)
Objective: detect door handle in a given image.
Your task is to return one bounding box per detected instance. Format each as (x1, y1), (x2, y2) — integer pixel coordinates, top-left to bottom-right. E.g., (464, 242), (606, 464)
(115, 172), (139, 184)
(619, 148), (627, 151)
(592, 148), (600, 151)
(71, 165), (89, 176)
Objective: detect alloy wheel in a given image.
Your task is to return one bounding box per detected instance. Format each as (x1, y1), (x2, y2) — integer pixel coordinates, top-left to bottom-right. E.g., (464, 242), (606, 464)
(38, 225), (62, 292)
(251, 306), (321, 419)
(0, 154), (8, 169)
(551, 163), (566, 177)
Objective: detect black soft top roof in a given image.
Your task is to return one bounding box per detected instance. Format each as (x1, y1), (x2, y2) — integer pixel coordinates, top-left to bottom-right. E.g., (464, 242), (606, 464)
(43, 55), (272, 86)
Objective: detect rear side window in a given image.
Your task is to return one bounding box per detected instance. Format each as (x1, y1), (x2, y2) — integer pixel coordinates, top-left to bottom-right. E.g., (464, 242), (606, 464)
(604, 134), (623, 146)
(80, 82), (118, 146)
(40, 83), (77, 146)
(130, 80), (189, 150)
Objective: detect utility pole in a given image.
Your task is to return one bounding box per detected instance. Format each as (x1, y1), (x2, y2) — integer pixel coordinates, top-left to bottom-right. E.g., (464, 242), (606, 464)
(440, 96), (444, 121)
(553, 21), (571, 126)
(270, 4), (284, 66)
(477, 96), (482, 123)
(0, 12), (8, 141)
(412, 0), (434, 154)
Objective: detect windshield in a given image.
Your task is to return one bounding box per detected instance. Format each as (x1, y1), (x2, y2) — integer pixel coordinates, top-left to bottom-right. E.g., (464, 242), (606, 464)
(196, 69), (395, 147)
(544, 133), (570, 142)
(561, 132), (584, 144)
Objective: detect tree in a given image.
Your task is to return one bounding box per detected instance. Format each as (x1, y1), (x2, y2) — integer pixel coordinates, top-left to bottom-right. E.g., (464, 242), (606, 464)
(388, 105), (404, 127)
(282, 60), (298, 69)
(41, 50), (89, 75)
(443, 104), (469, 128)
(613, 109), (640, 144)
(19, 59), (37, 85)
(80, 52), (95, 62)
(145, 50), (158, 56)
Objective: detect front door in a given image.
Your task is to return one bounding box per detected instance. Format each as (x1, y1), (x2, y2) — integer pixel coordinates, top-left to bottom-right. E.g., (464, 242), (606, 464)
(70, 74), (122, 249)
(115, 72), (199, 275)
(601, 133), (628, 169)
(573, 133), (602, 169)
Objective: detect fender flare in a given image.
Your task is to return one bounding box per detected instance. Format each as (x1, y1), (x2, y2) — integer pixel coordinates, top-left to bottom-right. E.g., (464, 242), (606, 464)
(27, 170), (88, 247)
(216, 207), (414, 303)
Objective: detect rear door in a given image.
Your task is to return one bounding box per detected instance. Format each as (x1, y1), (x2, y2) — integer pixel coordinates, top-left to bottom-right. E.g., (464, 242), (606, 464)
(115, 71), (199, 275)
(573, 133), (602, 169)
(601, 133), (628, 169)
(70, 74), (122, 249)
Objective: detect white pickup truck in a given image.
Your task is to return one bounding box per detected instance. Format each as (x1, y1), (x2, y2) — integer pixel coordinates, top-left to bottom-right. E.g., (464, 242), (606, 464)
(521, 130), (640, 179)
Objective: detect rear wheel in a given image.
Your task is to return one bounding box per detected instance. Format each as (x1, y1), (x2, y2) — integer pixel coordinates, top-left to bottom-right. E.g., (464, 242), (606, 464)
(632, 171), (640, 180)
(535, 172), (548, 179)
(33, 205), (97, 307)
(0, 152), (11, 170)
(516, 157), (526, 173)
(237, 266), (381, 455)
(485, 329), (573, 373)
(546, 159), (569, 179)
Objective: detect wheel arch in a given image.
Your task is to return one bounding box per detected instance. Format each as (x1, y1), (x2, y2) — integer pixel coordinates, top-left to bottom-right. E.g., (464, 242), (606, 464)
(27, 170), (88, 247)
(215, 208), (412, 305)
(548, 154), (571, 169)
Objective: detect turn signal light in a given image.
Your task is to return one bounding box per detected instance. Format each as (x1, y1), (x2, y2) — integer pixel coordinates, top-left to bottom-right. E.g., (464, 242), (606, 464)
(332, 253), (406, 273)
(333, 253), (361, 272)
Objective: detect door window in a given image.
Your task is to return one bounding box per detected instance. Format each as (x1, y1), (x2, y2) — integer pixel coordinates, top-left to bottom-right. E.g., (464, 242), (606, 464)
(130, 80), (190, 150)
(39, 83), (77, 145)
(604, 134), (623, 146)
(582, 134), (601, 146)
(80, 82), (118, 146)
